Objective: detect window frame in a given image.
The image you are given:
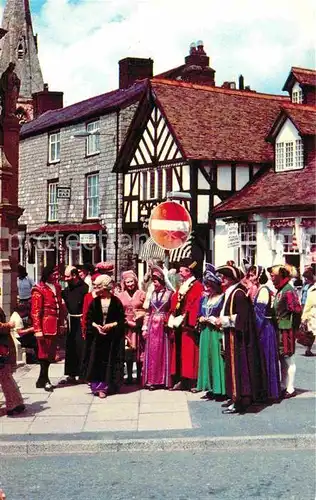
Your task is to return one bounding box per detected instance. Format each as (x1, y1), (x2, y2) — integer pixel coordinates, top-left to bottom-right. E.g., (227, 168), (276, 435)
(86, 120), (100, 157)
(275, 139), (304, 172)
(48, 131), (61, 164)
(47, 180), (58, 222)
(239, 222), (257, 265)
(85, 172), (100, 220)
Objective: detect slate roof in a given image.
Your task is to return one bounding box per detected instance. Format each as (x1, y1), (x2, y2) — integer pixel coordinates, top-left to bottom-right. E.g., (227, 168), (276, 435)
(150, 79), (289, 163)
(20, 80), (147, 138)
(283, 67), (316, 92)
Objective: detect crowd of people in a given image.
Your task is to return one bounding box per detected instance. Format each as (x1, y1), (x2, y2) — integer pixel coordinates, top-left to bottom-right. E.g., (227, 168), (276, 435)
(0, 259), (315, 417)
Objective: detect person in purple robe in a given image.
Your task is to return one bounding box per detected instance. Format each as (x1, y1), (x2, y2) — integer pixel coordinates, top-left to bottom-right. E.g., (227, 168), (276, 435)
(215, 264), (267, 414)
(142, 266), (173, 390)
(247, 265), (281, 402)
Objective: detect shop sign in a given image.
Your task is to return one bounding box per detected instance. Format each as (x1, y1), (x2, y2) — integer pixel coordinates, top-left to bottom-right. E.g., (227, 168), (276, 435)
(227, 223), (241, 248)
(80, 233), (96, 245)
(57, 187), (71, 199)
(268, 218), (295, 228)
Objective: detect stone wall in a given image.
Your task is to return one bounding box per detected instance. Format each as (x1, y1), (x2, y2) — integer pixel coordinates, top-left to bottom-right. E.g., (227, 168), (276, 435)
(19, 102), (139, 278)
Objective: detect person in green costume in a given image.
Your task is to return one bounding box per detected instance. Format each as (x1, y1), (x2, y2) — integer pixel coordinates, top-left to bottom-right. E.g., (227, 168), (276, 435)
(193, 264), (226, 400)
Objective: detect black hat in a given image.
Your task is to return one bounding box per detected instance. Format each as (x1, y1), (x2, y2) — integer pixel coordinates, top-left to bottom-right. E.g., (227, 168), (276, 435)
(178, 258), (198, 270)
(216, 264), (243, 282)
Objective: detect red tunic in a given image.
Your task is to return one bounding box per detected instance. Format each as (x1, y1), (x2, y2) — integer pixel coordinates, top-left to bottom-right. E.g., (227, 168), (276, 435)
(170, 279), (204, 381)
(31, 282), (63, 360)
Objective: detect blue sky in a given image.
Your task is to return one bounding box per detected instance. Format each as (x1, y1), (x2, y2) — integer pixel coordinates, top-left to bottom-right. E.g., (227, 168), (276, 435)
(0, 0), (315, 105)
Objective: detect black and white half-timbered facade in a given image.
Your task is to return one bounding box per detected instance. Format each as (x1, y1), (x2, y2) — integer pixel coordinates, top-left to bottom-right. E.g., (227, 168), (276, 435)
(114, 78), (288, 277)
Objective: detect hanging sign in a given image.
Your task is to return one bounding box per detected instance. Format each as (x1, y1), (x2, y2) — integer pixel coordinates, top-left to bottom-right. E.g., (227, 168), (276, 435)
(149, 201), (192, 250)
(227, 223), (241, 248)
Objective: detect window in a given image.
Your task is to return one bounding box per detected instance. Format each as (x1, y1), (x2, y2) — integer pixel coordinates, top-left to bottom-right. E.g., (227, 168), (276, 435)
(292, 89), (303, 104)
(86, 173), (99, 219)
(240, 223), (257, 264)
(48, 132), (60, 163)
(282, 233), (299, 254)
(47, 181), (58, 222)
(275, 139), (304, 171)
(86, 121), (100, 156)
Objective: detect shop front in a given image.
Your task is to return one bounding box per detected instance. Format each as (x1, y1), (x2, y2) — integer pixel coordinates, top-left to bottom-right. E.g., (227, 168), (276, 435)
(25, 223), (106, 282)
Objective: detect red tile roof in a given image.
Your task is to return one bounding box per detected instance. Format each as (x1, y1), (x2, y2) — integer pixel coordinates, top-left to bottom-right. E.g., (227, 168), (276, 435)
(213, 100), (316, 216)
(20, 81), (147, 138)
(283, 104), (316, 135)
(212, 161), (316, 216)
(283, 67), (316, 92)
(267, 104), (316, 141)
(151, 79), (289, 163)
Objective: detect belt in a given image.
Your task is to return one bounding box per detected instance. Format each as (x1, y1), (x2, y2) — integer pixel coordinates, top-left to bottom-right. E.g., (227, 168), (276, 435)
(69, 314), (83, 318)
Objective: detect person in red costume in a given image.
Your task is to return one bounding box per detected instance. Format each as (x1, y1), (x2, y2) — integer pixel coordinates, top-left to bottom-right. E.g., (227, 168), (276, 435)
(31, 265), (65, 392)
(168, 259), (203, 391)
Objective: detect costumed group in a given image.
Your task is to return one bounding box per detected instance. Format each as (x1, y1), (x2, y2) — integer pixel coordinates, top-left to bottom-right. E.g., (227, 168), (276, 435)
(1, 259), (315, 417)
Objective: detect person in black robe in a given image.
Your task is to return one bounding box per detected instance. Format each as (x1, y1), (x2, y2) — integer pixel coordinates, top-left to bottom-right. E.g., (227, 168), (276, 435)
(60, 266), (88, 385)
(215, 264), (267, 414)
(82, 275), (125, 398)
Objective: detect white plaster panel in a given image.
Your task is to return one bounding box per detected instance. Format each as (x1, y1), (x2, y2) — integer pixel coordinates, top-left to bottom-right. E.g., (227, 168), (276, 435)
(236, 166), (250, 191)
(276, 118), (300, 143)
(217, 165), (232, 190)
(197, 195), (209, 223)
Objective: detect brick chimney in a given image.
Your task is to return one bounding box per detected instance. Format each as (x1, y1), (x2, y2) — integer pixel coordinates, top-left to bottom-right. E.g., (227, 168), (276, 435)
(119, 57), (153, 89)
(182, 41), (215, 86)
(32, 84), (63, 118)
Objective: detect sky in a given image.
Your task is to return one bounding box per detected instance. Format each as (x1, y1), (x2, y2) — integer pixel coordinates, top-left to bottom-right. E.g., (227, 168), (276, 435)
(0, 0), (315, 106)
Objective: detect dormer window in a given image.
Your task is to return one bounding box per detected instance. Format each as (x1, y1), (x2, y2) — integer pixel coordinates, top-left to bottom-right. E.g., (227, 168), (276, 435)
(291, 82), (303, 104)
(275, 139), (304, 171)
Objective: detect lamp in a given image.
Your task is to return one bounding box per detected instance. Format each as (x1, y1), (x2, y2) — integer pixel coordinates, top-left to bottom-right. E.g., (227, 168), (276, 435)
(71, 130), (115, 140)
(166, 191), (192, 201)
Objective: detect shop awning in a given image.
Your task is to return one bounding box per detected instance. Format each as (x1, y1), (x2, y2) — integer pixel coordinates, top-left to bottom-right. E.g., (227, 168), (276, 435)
(139, 237), (165, 261)
(139, 235), (193, 262)
(30, 222), (104, 235)
(169, 235), (193, 262)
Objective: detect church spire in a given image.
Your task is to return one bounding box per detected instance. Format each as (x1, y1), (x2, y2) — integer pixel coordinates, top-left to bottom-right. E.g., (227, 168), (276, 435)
(0, 0), (44, 99)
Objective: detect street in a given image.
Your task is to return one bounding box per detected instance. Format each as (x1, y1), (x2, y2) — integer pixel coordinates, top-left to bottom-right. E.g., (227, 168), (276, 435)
(1, 449), (315, 500)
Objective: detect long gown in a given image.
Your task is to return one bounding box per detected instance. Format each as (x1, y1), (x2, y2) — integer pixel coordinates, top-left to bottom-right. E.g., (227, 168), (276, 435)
(197, 294), (226, 395)
(253, 286), (281, 400)
(142, 289), (173, 388)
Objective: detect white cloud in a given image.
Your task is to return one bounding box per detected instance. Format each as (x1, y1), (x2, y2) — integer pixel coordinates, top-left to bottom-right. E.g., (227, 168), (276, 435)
(0, 0), (315, 104)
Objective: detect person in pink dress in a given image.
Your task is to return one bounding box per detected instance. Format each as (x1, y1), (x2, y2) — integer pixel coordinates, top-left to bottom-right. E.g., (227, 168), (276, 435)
(142, 266), (173, 390)
(117, 271), (145, 384)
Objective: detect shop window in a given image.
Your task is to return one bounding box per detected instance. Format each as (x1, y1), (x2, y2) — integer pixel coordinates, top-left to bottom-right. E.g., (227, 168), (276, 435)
(240, 222), (257, 264)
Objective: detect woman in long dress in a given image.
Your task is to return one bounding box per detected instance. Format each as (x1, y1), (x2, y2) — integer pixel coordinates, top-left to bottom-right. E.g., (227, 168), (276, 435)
(117, 271), (145, 384)
(248, 265), (281, 401)
(195, 264), (226, 400)
(142, 266), (173, 390)
(82, 275), (125, 398)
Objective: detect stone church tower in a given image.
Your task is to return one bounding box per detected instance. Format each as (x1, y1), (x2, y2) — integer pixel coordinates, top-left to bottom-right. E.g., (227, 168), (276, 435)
(0, 0), (44, 121)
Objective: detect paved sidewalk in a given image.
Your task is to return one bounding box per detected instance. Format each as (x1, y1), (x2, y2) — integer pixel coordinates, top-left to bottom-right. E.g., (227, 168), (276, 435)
(0, 344), (315, 441)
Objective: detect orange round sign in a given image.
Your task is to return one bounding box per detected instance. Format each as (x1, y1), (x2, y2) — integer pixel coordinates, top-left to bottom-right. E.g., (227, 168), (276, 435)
(149, 201), (192, 250)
